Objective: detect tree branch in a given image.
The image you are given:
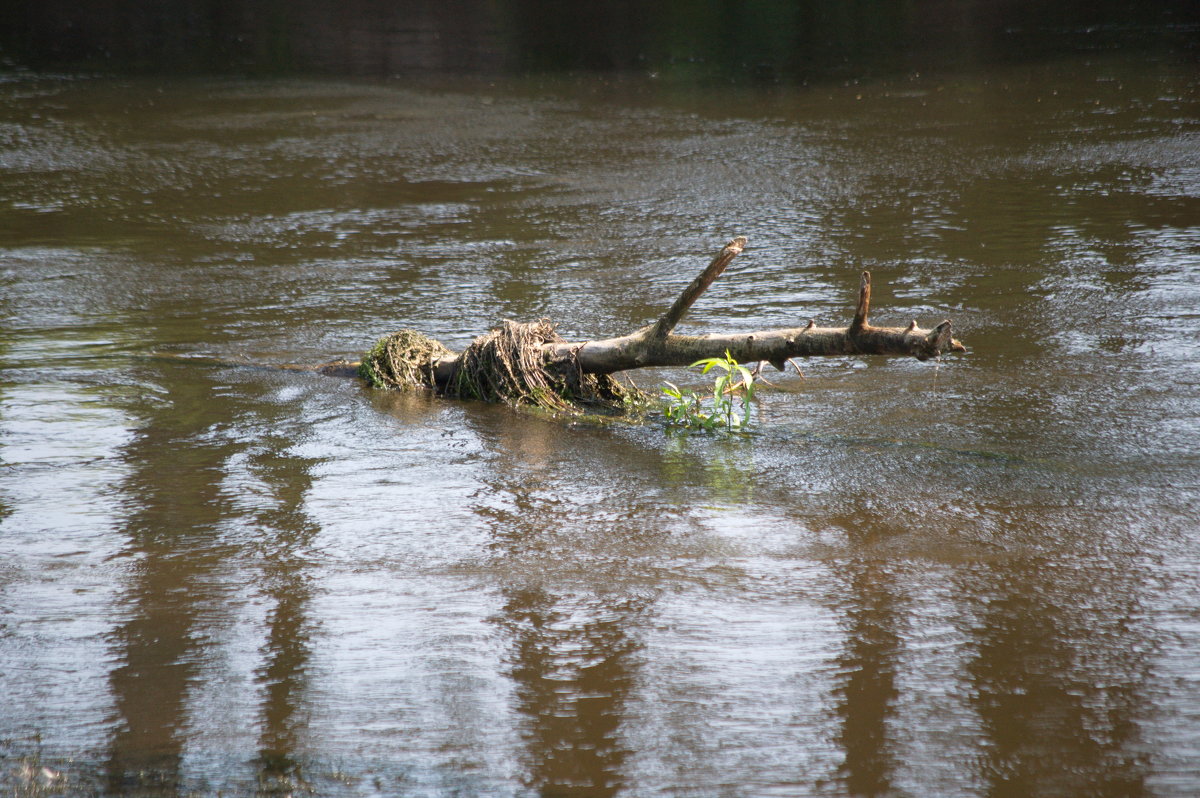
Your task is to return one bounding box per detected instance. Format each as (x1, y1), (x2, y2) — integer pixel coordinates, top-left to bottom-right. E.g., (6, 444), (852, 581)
(648, 235), (747, 340)
(429, 236), (965, 385)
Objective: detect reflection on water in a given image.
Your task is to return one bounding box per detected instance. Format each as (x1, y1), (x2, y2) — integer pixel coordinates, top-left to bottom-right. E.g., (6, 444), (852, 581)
(497, 588), (645, 797)
(661, 434), (757, 507)
(104, 353), (324, 793)
(106, 360), (244, 792)
(1, 50), (1199, 796)
(959, 558), (1154, 797)
(469, 407), (655, 796)
(831, 560), (903, 797)
(250, 437), (320, 794)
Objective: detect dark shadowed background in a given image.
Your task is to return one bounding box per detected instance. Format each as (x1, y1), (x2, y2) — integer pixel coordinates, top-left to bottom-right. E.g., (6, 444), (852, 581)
(3, 0), (1197, 79)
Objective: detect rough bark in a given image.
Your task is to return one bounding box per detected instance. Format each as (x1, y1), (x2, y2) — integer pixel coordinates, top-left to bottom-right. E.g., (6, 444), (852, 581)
(429, 236), (964, 384)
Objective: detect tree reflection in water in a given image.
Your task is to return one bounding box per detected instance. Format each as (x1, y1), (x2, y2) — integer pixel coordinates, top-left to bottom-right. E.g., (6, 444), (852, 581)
(469, 408), (655, 797)
(830, 557), (904, 797)
(248, 436), (322, 796)
(958, 558), (1153, 798)
(105, 353), (322, 796)
(105, 361), (248, 795)
(497, 587), (647, 797)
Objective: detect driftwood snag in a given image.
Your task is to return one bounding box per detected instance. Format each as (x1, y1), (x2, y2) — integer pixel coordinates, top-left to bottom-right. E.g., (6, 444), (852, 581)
(359, 236), (965, 409)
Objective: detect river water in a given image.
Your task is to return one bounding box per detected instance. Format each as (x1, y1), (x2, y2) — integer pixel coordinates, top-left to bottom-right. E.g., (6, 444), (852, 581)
(1, 53), (1198, 797)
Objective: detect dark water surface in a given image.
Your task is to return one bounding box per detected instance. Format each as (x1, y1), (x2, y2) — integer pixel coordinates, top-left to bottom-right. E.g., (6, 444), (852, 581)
(1, 54), (1199, 796)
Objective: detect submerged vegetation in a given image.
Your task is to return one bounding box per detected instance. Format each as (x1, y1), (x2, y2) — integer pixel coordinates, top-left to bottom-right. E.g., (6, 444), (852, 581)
(661, 352), (758, 433)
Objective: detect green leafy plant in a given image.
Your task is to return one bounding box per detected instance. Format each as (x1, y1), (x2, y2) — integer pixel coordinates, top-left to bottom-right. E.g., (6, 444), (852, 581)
(661, 351), (757, 432)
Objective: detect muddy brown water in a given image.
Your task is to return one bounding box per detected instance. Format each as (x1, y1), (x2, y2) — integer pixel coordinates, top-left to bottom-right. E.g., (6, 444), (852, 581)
(1, 54), (1198, 796)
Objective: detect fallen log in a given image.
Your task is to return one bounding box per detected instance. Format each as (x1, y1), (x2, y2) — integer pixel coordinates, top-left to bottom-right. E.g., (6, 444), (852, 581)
(357, 236), (966, 409)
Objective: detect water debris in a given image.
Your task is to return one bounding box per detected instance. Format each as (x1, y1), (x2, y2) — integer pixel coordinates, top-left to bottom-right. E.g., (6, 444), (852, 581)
(357, 236), (964, 413)
(357, 328), (452, 391)
(360, 321), (636, 412)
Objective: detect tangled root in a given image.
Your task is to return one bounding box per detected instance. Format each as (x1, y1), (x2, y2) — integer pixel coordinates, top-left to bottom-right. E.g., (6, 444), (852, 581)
(358, 329), (453, 390)
(360, 321), (640, 413)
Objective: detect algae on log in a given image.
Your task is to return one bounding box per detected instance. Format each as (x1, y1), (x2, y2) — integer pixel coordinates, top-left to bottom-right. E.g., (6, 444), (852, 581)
(424, 236), (965, 386)
(356, 236), (966, 409)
